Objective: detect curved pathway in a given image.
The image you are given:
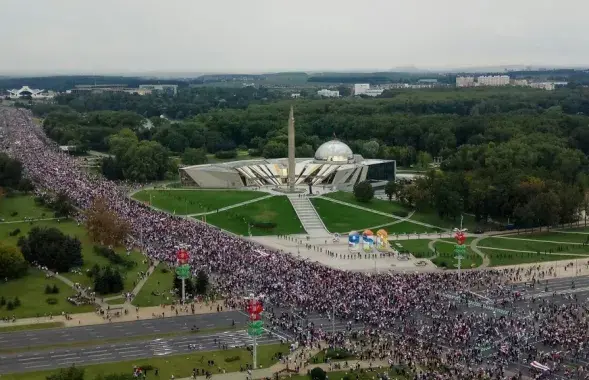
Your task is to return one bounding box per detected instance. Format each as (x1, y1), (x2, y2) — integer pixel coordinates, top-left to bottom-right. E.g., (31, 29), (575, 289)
(470, 236), (491, 269)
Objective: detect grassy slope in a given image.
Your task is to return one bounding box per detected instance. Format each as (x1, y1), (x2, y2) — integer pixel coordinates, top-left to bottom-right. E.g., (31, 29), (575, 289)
(133, 189), (266, 215)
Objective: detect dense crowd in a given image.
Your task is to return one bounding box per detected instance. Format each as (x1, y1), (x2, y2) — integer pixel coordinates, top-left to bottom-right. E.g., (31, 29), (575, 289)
(2, 107), (589, 379)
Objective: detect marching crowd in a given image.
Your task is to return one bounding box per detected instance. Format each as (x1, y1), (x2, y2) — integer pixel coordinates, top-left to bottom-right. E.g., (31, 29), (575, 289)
(2, 107), (589, 379)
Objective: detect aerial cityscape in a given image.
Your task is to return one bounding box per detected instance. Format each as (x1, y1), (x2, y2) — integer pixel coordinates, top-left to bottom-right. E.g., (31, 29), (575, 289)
(3, 1), (589, 380)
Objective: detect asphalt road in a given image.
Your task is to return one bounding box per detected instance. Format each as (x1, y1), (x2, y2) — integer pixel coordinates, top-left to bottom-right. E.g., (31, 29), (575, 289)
(0, 329), (283, 374)
(0, 311), (248, 350)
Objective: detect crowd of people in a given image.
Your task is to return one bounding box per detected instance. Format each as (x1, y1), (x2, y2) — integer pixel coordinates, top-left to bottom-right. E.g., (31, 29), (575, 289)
(2, 107), (589, 379)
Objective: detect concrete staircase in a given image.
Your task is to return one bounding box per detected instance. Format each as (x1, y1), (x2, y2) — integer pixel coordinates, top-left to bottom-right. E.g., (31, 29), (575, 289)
(288, 195), (329, 236)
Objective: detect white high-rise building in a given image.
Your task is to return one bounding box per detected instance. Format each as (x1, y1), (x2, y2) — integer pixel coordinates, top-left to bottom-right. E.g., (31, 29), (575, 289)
(353, 83), (383, 97)
(476, 75), (510, 86)
(317, 89), (340, 97)
(456, 76), (476, 87)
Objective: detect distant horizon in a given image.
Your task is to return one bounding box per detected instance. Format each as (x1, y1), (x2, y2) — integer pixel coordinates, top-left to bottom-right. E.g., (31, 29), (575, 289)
(1, 64), (588, 79)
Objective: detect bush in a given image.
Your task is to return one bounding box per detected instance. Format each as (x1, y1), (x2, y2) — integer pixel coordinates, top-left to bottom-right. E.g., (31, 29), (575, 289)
(9, 228), (21, 236)
(310, 367), (327, 380)
(45, 284), (53, 294)
(140, 365), (154, 371)
(353, 181), (374, 202)
(325, 348), (353, 359)
(46, 297), (58, 305)
(160, 267), (169, 274)
(225, 356), (241, 363)
(13, 297), (21, 307)
(9, 211), (18, 217)
(93, 246), (135, 270)
(6, 301), (14, 310)
(396, 210), (409, 218)
(214, 150), (237, 159)
(248, 148), (262, 157)
(251, 221), (277, 229)
(0, 296), (5, 307)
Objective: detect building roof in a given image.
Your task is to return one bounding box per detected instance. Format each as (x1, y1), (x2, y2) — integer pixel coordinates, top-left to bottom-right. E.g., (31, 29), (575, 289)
(314, 140), (354, 162)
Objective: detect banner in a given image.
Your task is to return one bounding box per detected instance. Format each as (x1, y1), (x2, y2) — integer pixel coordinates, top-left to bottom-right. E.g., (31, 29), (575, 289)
(362, 230), (374, 252)
(376, 229), (389, 251)
(348, 231), (360, 251)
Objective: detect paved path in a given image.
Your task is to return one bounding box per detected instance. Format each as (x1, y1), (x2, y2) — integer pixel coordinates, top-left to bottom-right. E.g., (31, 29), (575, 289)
(0, 217), (65, 224)
(476, 246), (589, 256)
(318, 196), (443, 231)
(494, 236), (588, 245)
(470, 236), (491, 268)
(188, 195), (274, 217)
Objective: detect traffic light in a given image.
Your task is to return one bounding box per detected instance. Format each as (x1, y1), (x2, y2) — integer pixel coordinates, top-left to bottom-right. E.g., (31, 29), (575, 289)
(247, 299), (264, 336)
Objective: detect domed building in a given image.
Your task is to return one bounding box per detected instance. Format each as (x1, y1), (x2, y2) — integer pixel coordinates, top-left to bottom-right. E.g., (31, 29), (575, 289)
(180, 109), (396, 190)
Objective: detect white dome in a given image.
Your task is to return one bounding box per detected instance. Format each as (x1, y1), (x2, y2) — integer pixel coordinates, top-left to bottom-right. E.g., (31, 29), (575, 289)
(314, 140), (354, 162)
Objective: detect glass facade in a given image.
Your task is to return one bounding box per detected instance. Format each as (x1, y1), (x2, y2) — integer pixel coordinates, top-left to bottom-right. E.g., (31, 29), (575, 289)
(366, 161), (396, 181)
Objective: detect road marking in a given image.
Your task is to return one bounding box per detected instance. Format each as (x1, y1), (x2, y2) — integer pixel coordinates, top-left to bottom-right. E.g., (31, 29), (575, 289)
(85, 349), (108, 354)
(51, 353), (79, 358)
(88, 353), (113, 358)
(18, 357), (44, 362)
(24, 363), (51, 369)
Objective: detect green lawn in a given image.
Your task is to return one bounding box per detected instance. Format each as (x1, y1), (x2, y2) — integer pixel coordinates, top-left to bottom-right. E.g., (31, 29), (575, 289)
(0, 269), (95, 318)
(479, 236), (589, 255)
(0, 219), (149, 296)
(479, 248), (583, 267)
(391, 239), (433, 258)
(133, 189), (267, 215)
(323, 192), (412, 216)
(203, 196), (304, 236)
(311, 198), (395, 233)
(132, 263), (176, 307)
(0, 195), (51, 221)
(383, 221), (440, 234)
(3, 343), (288, 380)
(432, 240), (482, 269)
(506, 231), (589, 244)
(408, 210), (477, 230)
(0, 322), (64, 332)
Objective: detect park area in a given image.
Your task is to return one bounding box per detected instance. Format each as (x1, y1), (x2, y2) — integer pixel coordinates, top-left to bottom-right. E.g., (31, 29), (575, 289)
(202, 196), (305, 236)
(132, 189), (267, 215)
(0, 196), (150, 318)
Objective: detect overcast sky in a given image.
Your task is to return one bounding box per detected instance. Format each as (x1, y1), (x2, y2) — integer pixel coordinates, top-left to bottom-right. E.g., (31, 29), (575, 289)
(1, 0), (587, 74)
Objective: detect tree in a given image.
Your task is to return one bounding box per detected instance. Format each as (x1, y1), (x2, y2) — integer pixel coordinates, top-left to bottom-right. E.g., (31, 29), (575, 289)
(17, 227), (82, 272)
(353, 181), (374, 203)
(263, 141), (288, 158)
(182, 148), (208, 165)
(51, 192), (76, 217)
(46, 366), (84, 380)
(195, 270), (209, 295)
(361, 141), (380, 158)
(93, 266), (124, 295)
(0, 244), (27, 280)
(0, 153), (23, 189)
(173, 275), (195, 296)
(101, 157), (124, 180)
(295, 144), (314, 158)
(384, 180), (399, 201)
(310, 367), (327, 380)
(85, 197), (130, 246)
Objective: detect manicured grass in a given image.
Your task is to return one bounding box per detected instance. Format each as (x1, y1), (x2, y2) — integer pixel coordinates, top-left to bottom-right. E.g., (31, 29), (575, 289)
(132, 264), (176, 307)
(0, 322), (64, 332)
(507, 231), (589, 244)
(432, 240), (482, 269)
(133, 189), (267, 215)
(0, 269), (95, 318)
(323, 192), (412, 216)
(479, 237), (589, 255)
(384, 221), (441, 234)
(391, 239), (433, 258)
(408, 210), (477, 230)
(203, 196), (305, 236)
(0, 195), (50, 221)
(311, 198), (395, 233)
(479, 248), (583, 267)
(0, 219), (149, 296)
(3, 342), (288, 380)
(105, 298), (126, 305)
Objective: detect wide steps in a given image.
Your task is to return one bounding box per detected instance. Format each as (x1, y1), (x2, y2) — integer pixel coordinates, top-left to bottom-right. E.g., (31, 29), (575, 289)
(287, 195), (329, 235)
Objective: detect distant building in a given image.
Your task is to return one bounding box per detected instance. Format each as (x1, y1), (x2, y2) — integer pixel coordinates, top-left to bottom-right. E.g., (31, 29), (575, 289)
(317, 89), (340, 97)
(456, 76), (476, 87)
(353, 84), (383, 97)
(69, 84), (151, 95)
(477, 75), (510, 86)
(139, 84), (178, 95)
(530, 82), (556, 91)
(512, 79), (529, 86)
(291, 93), (301, 98)
(418, 79), (438, 84)
(7, 86), (55, 99)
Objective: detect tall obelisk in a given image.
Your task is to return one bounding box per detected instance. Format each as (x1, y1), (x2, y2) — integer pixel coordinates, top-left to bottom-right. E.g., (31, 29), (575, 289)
(287, 105), (296, 192)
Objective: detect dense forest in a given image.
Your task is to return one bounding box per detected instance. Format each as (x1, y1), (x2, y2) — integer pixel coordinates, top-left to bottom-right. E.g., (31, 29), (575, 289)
(34, 86), (589, 227)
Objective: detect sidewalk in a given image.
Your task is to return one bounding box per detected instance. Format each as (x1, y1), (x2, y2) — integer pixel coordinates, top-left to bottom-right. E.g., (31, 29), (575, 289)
(0, 300), (229, 328)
